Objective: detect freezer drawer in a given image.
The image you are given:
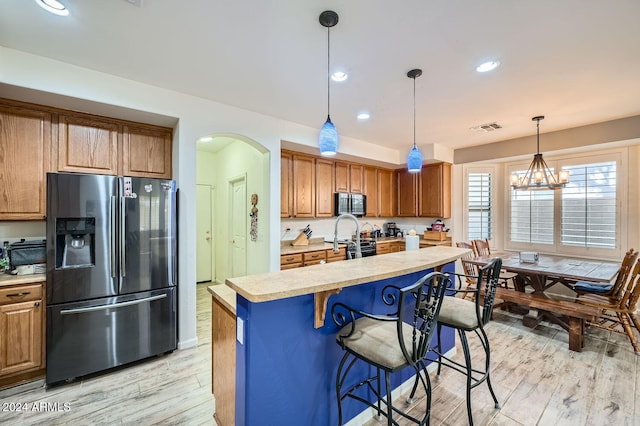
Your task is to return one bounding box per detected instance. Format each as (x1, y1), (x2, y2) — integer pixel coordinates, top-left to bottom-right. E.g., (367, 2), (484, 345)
(46, 287), (176, 385)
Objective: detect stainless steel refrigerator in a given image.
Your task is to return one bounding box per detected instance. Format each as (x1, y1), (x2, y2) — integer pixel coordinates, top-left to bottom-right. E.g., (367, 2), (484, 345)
(46, 172), (177, 385)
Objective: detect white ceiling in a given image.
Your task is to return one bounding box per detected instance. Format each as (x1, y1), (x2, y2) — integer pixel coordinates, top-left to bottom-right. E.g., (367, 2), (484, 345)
(1, 0), (640, 154)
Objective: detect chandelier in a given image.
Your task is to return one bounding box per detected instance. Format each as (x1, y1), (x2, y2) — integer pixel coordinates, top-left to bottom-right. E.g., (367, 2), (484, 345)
(510, 116), (570, 190)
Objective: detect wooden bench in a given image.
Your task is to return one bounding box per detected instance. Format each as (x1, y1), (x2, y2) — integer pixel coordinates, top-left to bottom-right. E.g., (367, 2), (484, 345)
(493, 287), (600, 352)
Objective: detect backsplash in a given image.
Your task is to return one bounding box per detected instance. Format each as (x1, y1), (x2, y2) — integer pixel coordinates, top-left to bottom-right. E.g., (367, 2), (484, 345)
(281, 217), (449, 242)
(0, 221), (46, 244)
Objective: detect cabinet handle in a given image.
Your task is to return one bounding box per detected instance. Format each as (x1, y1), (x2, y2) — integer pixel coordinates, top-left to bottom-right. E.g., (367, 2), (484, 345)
(34, 302), (40, 307)
(6, 292), (30, 297)
(285, 257), (295, 261)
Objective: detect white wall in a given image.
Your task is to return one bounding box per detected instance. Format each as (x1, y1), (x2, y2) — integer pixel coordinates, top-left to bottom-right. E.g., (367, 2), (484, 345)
(0, 46), (397, 349)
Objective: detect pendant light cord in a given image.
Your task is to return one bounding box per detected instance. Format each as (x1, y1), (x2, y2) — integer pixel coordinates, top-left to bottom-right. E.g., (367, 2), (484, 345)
(327, 26), (331, 118)
(536, 118), (540, 154)
(412, 75), (416, 149)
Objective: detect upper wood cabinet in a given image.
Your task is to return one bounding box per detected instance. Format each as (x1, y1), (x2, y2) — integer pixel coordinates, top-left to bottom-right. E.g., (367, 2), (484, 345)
(335, 162), (349, 192)
(58, 114), (119, 175)
(122, 124), (172, 179)
(335, 162), (363, 193)
(280, 152), (293, 218)
(291, 154), (315, 218)
(363, 166), (378, 217)
(378, 169), (396, 217)
(0, 102), (51, 220)
(419, 162), (451, 218)
(315, 159), (335, 217)
(397, 170), (418, 217)
(397, 163), (452, 218)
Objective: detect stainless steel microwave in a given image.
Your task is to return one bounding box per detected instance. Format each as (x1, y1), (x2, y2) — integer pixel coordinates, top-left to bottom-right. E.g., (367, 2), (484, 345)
(334, 193), (366, 216)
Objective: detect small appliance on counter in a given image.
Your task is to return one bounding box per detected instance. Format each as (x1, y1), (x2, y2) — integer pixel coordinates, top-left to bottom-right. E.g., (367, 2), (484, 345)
(384, 222), (400, 237)
(7, 239), (47, 275)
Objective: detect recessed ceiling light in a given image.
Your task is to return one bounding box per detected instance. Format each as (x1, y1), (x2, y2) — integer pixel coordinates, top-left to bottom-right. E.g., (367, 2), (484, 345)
(331, 71), (348, 82)
(199, 136), (213, 142)
(476, 60), (500, 73)
(35, 0), (70, 16)
(357, 112), (370, 120)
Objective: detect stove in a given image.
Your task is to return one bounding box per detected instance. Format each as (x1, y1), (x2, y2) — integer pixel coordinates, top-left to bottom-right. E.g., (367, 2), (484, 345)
(346, 240), (377, 259)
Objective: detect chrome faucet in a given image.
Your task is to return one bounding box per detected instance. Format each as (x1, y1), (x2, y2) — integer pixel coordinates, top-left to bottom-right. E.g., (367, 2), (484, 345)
(333, 213), (361, 258)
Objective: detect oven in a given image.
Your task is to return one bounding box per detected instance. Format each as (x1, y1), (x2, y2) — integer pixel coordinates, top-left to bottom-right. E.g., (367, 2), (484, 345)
(346, 240), (377, 259)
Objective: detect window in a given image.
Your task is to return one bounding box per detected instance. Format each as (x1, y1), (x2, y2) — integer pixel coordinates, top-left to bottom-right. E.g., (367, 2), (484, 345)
(561, 161), (616, 248)
(510, 186), (554, 244)
(467, 172), (492, 240)
(507, 153), (622, 257)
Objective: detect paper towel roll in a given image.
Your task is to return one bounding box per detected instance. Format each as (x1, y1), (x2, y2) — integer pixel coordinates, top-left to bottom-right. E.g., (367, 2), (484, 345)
(405, 235), (419, 251)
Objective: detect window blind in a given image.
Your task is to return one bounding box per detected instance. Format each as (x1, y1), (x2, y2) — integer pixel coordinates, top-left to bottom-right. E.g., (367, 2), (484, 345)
(561, 161), (616, 248)
(510, 171), (554, 244)
(467, 172), (492, 240)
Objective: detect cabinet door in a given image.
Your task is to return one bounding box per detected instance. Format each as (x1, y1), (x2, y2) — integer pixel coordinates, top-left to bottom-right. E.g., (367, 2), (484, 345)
(397, 170), (418, 216)
(363, 167), (378, 217)
(122, 125), (172, 178)
(292, 154), (315, 217)
(0, 104), (51, 220)
(58, 114), (119, 175)
(419, 163), (452, 218)
(335, 162), (349, 192)
(280, 152), (293, 218)
(349, 164), (364, 193)
(0, 300), (42, 377)
(378, 169), (396, 217)
(315, 159), (335, 217)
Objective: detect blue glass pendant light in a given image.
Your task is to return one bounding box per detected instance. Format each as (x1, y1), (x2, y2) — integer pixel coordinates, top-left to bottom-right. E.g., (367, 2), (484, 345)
(318, 11), (339, 156)
(407, 68), (423, 172)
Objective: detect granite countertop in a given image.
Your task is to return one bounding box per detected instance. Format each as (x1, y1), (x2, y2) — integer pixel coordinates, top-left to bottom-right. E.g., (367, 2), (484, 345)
(0, 273), (46, 287)
(228, 246), (470, 303)
(208, 283), (236, 315)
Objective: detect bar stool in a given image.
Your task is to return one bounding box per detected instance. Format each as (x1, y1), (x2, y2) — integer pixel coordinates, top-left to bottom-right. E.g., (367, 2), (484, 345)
(332, 271), (450, 426)
(428, 258), (502, 426)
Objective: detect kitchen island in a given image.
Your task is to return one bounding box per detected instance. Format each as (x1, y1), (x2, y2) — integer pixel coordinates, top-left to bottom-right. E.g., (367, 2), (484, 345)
(210, 245), (469, 426)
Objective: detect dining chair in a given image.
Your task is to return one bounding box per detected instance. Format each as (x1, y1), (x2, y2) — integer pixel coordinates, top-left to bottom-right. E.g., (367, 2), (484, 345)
(427, 258), (503, 426)
(332, 271), (450, 425)
(577, 258), (640, 354)
(456, 241), (478, 300)
(574, 248), (638, 300)
(471, 239), (517, 289)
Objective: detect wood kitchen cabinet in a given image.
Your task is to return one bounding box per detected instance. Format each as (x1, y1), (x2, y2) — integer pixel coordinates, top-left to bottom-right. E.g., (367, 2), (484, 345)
(419, 162), (451, 218)
(397, 169), (419, 217)
(0, 281), (45, 389)
(363, 166), (378, 217)
(280, 152), (293, 218)
(397, 163), (452, 218)
(0, 102), (51, 220)
(335, 162), (363, 193)
(122, 124), (172, 179)
(57, 114), (120, 175)
(315, 159), (335, 217)
(378, 169), (396, 217)
(292, 154), (315, 218)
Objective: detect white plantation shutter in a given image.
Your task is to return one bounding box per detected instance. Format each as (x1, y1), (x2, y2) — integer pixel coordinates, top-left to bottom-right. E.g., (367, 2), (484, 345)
(561, 161), (616, 248)
(467, 172), (492, 240)
(510, 184), (554, 244)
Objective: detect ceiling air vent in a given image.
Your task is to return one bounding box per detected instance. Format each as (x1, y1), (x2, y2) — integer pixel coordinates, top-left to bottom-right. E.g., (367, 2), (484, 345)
(125, 0), (143, 7)
(470, 122), (502, 132)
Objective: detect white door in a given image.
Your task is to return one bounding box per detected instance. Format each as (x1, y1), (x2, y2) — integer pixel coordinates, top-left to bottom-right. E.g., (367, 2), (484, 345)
(229, 177), (247, 278)
(196, 184), (213, 282)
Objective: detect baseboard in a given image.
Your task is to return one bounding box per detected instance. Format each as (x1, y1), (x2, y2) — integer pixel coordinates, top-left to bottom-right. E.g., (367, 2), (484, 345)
(345, 346), (457, 426)
(178, 337), (198, 350)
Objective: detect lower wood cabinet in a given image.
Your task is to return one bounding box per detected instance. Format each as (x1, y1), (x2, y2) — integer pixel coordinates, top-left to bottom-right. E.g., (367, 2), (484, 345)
(0, 281), (45, 389)
(303, 250), (327, 266)
(211, 292), (236, 426)
(280, 253), (303, 269)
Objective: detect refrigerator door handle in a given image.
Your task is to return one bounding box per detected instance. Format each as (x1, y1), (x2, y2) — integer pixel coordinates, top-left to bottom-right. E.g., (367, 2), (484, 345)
(110, 195), (117, 278)
(120, 195), (126, 277)
(60, 294), (167, 315)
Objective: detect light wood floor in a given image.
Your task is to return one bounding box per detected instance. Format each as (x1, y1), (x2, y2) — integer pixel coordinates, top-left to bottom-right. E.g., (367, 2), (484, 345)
(2, 284), (638, 425)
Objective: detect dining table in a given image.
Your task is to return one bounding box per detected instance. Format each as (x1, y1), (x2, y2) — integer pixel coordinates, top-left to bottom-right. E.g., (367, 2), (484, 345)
(465, 251), (621, 351)
(467, 251), (620, 297)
